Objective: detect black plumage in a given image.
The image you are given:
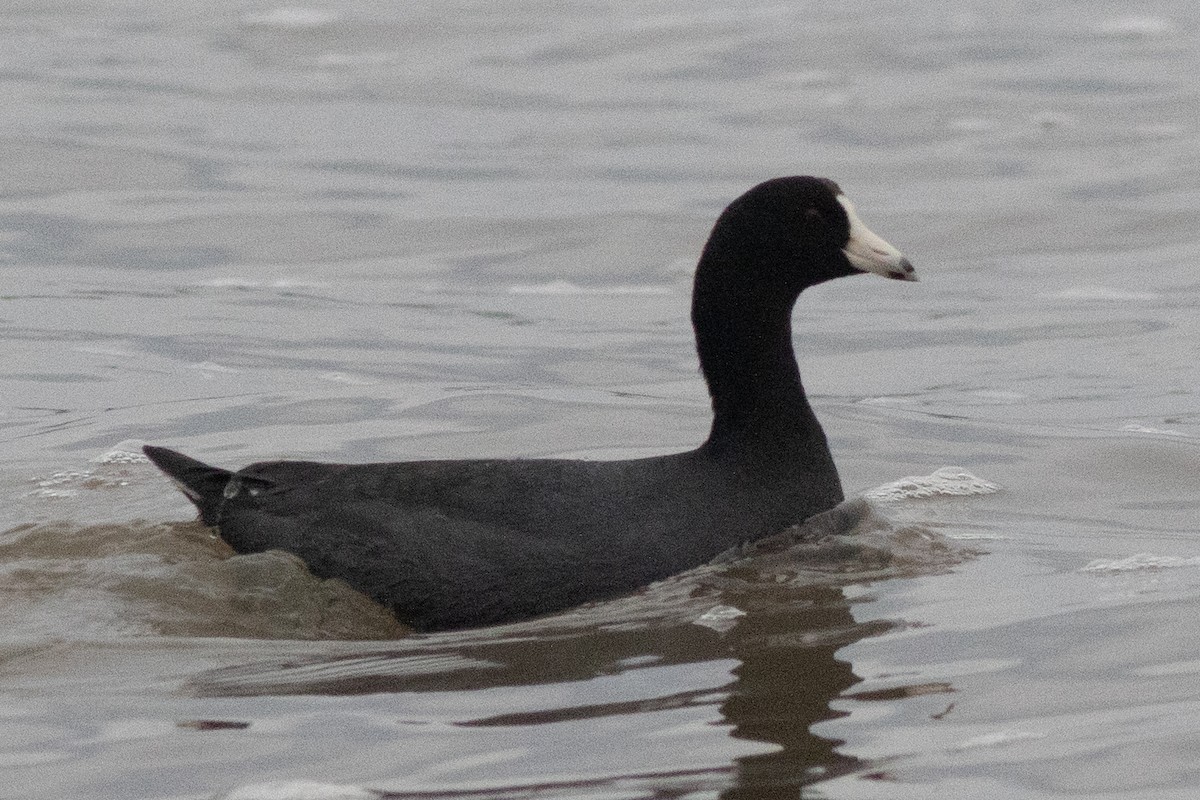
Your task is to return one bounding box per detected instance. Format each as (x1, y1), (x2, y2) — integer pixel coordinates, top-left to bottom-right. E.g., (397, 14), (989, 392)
(145, 176), (916, 631)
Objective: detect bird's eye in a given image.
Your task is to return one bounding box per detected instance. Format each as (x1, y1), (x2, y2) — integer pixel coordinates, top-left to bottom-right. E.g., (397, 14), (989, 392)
(805, 207), (825, 225)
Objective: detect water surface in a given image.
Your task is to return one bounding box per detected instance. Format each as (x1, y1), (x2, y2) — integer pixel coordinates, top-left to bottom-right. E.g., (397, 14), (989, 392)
(2, 1), (1199, 798)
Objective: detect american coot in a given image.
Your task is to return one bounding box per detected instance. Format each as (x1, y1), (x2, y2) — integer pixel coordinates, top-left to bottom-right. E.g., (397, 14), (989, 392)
(145, 176), (916, 632)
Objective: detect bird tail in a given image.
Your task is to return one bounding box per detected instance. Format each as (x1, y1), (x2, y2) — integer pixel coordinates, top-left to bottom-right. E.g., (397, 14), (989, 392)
(143, 445), (232, 527)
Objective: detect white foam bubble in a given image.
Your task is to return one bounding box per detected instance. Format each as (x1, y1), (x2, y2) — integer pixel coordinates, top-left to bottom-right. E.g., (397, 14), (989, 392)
(29, 488), (80, 499)
(1120, 423), (1189, 437)
(863, 467), (1001, 502)
(217, 781), (377, 800)
(90, 440), (149, 464)
(241, 8), (339, 29)
(693, 604), (746, 632)
(1081, 553), (1200, 573)
(34, 470), (89, 487)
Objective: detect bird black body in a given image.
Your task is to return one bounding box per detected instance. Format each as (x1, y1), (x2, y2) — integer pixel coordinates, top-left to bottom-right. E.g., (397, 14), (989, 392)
(145, 176), (916, 632)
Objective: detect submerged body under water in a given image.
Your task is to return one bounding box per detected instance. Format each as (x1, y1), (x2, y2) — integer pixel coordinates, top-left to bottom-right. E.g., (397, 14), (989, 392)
(3, 0), (1200, 798)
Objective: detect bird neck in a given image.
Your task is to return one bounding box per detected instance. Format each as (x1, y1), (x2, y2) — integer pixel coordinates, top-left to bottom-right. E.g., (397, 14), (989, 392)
(690, 250), (816, 452)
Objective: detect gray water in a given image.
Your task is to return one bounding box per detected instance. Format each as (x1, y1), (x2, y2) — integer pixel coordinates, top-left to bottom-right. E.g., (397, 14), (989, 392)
(3, 1), (1200, 798)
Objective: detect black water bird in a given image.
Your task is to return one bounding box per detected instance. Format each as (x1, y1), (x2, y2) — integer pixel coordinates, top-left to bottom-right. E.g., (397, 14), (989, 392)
(145, 176), (917, 631)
